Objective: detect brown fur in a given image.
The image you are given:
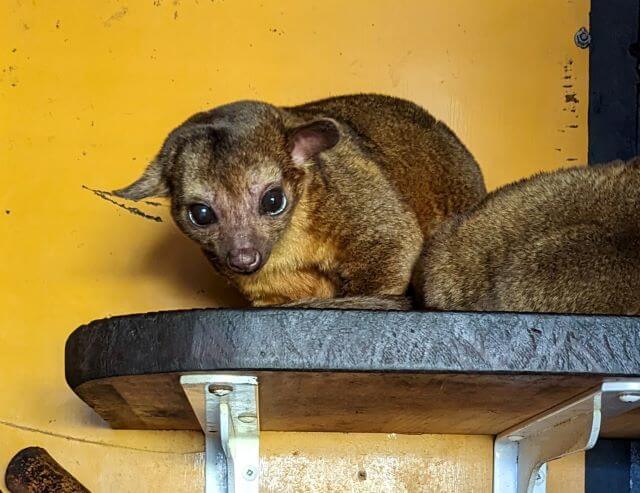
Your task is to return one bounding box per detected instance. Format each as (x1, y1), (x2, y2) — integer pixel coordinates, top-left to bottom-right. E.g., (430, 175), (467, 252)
(415, 158), (640, 315)
(282, 295), (413, 311)
(115, 94), (486, 306)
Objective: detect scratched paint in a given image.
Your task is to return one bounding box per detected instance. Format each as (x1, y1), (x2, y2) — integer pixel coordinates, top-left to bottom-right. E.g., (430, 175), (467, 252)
(260, 432), (493, 492)
(1, 0), (588, 491)
(558, 58), (584, 163)
(82, 186), (164, 222)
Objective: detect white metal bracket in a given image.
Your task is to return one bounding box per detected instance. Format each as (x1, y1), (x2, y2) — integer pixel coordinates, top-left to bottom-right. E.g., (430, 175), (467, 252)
(494, 379), (640, 493)
(181, 374), (260, 493)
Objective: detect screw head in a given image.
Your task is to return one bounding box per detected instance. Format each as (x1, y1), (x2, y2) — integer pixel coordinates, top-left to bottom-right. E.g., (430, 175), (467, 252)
(243, 466), (257, 481)
(208, 384), (233, 396)
(618, 392), (640, 403)
(237, 412), (257, 423)
(574, 27), (591, 49)
(535, 467), (547, 484)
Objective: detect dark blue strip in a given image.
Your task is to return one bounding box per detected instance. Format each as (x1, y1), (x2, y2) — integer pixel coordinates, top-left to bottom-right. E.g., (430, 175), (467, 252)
(588, 0), (640, 164)
(586, 440), (631, 493)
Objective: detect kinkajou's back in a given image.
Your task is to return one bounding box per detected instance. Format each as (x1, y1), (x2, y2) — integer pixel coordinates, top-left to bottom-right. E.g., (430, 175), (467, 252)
(416, 158), (640, 315)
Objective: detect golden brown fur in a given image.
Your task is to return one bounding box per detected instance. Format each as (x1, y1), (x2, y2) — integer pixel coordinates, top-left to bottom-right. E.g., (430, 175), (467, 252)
(234, 197), (339, 305)
(415, 158), (640, 315)
(114, 94), (486, 306)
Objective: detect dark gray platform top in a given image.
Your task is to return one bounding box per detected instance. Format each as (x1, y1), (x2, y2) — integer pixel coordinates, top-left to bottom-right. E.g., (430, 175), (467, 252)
(66, 308), (640, 387)
(64, 309), (640, 435)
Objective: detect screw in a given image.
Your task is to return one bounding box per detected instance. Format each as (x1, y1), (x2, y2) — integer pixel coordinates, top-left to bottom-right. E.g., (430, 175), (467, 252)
(237, 412), (257, 423)
(618, 392), (640, 403)
(208, 384), (233, 396)
(508, 435), (524, 442)
(574, 27), (591, 49)
(243, 466), (257, 481)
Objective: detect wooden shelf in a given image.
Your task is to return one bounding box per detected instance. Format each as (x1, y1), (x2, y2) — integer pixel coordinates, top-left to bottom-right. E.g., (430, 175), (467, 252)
(65, 309), (640, 437)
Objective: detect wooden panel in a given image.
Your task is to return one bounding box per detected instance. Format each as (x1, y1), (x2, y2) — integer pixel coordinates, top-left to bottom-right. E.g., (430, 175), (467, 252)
(66, 309), (640, 391)
(75, 371), (609, 435)
(601, 407), (640, 439)
(66, 309), (640, 436)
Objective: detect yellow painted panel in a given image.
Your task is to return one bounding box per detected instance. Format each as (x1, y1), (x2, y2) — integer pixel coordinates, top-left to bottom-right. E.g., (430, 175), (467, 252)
(1, 0), (588, 491)
(261, 432), (493, 492)
(548, 452), (585, 493)
(0, 422), (204, 492)
(0, 428), (492, 492)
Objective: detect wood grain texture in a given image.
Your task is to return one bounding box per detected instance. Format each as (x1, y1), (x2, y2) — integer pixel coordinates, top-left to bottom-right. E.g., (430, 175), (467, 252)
(75, 371), (608, 434)
(65, 309), (640, 435)
(5, 447), (89, 493)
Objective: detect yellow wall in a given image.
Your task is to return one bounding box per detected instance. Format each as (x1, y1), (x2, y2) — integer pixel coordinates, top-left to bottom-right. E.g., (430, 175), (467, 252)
(1, 0), (588, 491)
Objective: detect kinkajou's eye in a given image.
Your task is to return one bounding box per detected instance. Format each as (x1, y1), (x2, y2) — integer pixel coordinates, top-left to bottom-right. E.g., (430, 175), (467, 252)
(188, 204), (217, 226)
(261, 187), (287, 216)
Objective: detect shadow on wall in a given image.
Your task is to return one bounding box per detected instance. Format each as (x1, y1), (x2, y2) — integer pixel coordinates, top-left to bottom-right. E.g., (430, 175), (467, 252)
(83, 186), (246, 309)
(138, 224), (247, 309)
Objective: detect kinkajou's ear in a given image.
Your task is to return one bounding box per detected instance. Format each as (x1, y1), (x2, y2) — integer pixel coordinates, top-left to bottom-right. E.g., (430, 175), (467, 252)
(287, 118), (341, 165)
(113, 159), (169, 200)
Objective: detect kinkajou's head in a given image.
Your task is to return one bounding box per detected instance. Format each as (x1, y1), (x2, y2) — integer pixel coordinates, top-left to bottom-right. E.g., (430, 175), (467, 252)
(114, 100), (340, 278)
